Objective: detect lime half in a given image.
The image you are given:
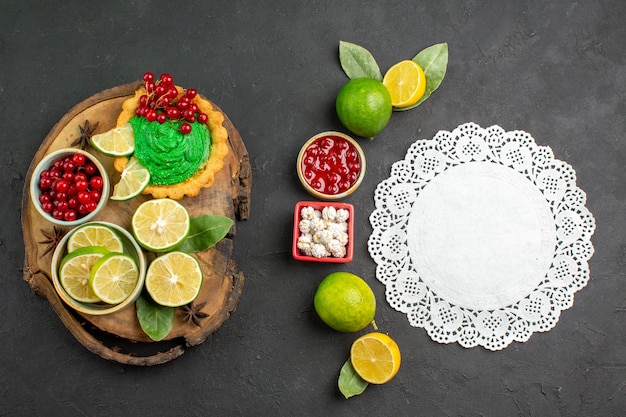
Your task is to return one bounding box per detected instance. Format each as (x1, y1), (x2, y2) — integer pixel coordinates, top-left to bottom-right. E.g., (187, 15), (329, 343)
(131, 198), (190, 252)
(67, 223), (124, 253)
(59, 246), (110, 303)
(145, 251), (203, 307)
(111, 157), (151, 201)
(90, 123), (135, 157)
(89, 252), (139, 304)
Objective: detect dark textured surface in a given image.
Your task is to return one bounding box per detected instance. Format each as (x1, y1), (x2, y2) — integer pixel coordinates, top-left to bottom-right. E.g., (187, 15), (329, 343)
(2, 1), (625, 415)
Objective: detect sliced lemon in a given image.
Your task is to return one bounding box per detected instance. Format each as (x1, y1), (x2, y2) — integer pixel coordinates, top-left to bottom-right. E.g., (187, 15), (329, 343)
(59, 246), (110, 303)
(67, 223), (124, 253)
(90, 123), (135, 157)
(131, 198), (190, 252)
(350, 332), (401, 384)
(382, 60), (426, 109)
(110, 157), (151, 201)
(89, 252), (139, 304)
(145, 251), (203, 307)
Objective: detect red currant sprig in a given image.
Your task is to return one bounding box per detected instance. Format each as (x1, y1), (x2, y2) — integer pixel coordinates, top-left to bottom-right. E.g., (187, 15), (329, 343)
(134, 72), (208, 135)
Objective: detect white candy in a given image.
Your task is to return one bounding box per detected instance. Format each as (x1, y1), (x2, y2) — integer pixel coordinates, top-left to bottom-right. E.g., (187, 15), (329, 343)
(300, 206), (316, 220)
(335, 208), (350, 223)
(311, 243), (330, 258)
(336, 231), (349, 246)
(322, 206), (337, 221)
(299, 219), (311, 234)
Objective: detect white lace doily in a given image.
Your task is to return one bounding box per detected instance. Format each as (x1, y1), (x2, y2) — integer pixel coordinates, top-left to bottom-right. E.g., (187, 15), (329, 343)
(368, 123), (596, 350)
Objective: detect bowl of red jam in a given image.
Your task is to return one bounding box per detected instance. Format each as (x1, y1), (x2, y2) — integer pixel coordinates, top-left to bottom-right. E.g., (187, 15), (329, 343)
(297, 131), (365, 200)
(30, 148), (110, 227)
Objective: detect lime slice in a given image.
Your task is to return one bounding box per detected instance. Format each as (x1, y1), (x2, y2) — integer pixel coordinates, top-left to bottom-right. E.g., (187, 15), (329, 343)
(67, 223), (124, 253)
(59, 246), (110, 303)
(110, 157), (151, 201)
(90, 123), (135, 157)
(89, 252), (139, 304)
(145, 251), (203, 307)
(131, 199), (190, 251)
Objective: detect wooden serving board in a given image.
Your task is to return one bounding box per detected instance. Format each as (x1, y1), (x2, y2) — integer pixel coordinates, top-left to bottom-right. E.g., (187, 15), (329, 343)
(21, 82), (251, 366)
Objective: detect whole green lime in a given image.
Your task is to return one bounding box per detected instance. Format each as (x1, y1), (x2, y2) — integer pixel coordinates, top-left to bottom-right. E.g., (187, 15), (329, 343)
(314, 271), (376, 332)
(336, 78), (393, 138)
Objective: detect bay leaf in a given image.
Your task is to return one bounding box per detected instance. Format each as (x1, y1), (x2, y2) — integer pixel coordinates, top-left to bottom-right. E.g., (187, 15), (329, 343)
(136, 293), (175, 341)
(397, 42), (449, 111)
(339, 40), (383, 81)
(177, 214), (234, 253)
(338, 358), (369, 399)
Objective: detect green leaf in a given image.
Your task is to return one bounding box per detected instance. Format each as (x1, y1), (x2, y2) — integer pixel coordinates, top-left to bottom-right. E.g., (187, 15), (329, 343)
(397, 42), (449, 111)
(136, 293), (175, 341)
(339, 40), (383, 81)
(338, 358), (369, 399)
(177, 214), (234, 253)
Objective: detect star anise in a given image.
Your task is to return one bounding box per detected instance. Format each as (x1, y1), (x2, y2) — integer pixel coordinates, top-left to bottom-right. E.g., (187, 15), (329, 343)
(180, 301), (209, 327)
(38, 226), (66, 258)
(71, 119), (100, 150)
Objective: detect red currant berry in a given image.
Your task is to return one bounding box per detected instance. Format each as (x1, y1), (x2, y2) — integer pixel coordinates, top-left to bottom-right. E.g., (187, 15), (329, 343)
(186, 88), (197, 99)
(90, 189), (101, 202)
(143, 72), (155, 83)
(146, 81), (156, 93)
(90, 176), (104, 189)
(189, 103), (199, 114)
(67, 184), (78, 196)
(68, 197), (79, 209)
(49, 168), (62, 179)
(64, 210), (78, 222)
(41, 201), (53, 213)
(176, 97), (190, 110)
(56, 201), (69, 212)
(74, 172), (87, 182)
(180, 123), (192, 134)
(55, 179), (69, 193)
(62, 172), (74, 182)
(197, 113), (208, 124)
(84, 163), (97, 176)
(39, 193), (51, 204)
(78, 204), (89, 215)
(75, 179), (89, 192)
(155, 85), (167, 97)
(72, 153), (86, 166)
(52, 209), (64, 220)
(78, 191), (91, 204)
(158, 96), (171, 107)
(160, 73), (174, 85)
(63, 160), (76, 173)
(145, 110), (158, 122)
(86, 200), (98, 213)
(53, 159), (64, 169)
(168, 87), (179, 98)
(55, 192), (68, 202)
(139, 94), (149, 105)
(166, 106), (180, 119)
(39, 177), (53, 191)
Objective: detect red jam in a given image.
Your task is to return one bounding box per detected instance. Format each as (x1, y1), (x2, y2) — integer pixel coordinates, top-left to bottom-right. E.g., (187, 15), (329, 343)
(300, 134), (362, 195)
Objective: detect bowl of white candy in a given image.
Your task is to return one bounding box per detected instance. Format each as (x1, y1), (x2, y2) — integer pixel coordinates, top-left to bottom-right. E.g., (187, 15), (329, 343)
(292, 201), (354, 263)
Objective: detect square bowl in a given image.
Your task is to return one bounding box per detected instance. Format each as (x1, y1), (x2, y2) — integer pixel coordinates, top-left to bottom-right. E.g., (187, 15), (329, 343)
(292, 201), (354, 263)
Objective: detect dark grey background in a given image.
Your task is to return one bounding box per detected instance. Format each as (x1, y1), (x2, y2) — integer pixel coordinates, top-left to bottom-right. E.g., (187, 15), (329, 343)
(2, 1), (625, 416)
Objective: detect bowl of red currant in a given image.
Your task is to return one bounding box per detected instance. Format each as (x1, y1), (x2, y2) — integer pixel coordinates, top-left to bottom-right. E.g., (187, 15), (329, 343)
(30, 148), (110, 226)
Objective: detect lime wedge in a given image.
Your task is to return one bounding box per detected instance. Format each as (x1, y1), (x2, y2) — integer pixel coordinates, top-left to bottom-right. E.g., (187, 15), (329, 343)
(89, 252), (139, 304)
(59, 246), (110, 303)
(90, 123), (135, 157)
(145, 251), (203, 307)
(131, 198), (190, 251)
(67, 223), (124, 253)
(110, 157), (151, 201)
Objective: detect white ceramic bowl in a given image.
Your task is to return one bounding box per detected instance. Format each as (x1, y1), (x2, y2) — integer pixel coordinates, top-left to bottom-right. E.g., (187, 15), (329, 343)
(51, 221), (146, 315)
(30, 148), (110, 227)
